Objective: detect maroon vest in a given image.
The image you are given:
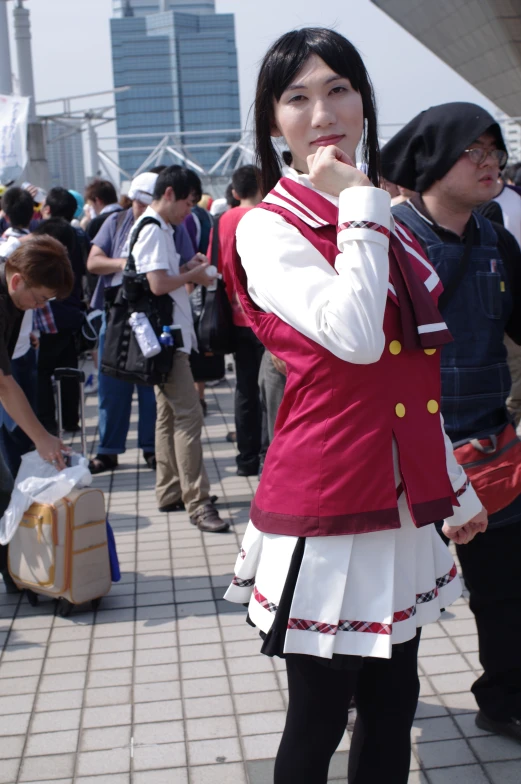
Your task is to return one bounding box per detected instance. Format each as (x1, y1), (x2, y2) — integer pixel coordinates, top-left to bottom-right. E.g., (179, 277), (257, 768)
(232, 181), (458, 537)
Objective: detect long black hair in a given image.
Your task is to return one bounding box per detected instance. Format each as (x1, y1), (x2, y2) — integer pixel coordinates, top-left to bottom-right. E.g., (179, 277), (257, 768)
(255, 28), (381, 196)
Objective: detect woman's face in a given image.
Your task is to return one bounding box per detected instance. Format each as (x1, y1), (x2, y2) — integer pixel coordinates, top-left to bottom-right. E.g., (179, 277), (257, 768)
(272, 54), (364, 174)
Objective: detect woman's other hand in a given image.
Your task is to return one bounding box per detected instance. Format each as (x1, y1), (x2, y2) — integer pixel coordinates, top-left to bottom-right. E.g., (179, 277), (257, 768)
(442, 506), (488, 544)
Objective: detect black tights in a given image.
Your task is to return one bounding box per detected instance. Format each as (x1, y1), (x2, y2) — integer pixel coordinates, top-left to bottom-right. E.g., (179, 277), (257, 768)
(274, 632), (421, 784)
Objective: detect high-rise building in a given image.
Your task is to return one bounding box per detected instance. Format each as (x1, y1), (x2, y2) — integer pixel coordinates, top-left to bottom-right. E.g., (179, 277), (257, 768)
(45, 119), (86, 192)
(110, 1), (240, 176)
(112, 0), (215, 16)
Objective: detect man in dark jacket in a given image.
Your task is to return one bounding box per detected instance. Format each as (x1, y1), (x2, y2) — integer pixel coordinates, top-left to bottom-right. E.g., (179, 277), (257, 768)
(32, 219), (86, 433)
(382, 102), (521, 742)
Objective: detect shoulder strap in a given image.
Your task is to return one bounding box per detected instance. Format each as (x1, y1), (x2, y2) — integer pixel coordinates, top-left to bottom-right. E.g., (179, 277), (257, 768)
(115, 208), (129, 233)
(126, 216), (161, 273)
(437, 219), (475, 311)
(392, 203), (441, 247)
(210, 214), (221, 266)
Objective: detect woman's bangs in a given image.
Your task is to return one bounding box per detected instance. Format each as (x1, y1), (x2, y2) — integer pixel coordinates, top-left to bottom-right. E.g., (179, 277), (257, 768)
(273, 30), (364, 102)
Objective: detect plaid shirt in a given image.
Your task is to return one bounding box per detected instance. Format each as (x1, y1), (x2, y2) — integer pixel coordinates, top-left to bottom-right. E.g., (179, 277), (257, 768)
(34, 303), (58, 334)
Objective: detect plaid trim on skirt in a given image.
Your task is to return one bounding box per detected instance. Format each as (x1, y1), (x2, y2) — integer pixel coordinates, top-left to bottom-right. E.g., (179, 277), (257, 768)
(224, 488), (462, 660)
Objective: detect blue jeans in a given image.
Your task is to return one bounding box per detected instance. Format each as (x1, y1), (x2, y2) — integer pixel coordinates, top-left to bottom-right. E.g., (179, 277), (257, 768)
(0, 347), (38, 477)
(97, 313), (156, 455)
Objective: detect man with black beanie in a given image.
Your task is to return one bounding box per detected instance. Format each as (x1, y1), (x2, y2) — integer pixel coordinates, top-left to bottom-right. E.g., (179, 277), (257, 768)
(382, 102), (521, 743)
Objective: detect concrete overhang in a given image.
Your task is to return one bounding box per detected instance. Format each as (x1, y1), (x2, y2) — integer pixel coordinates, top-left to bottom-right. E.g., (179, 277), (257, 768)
(371, 0), (521, 116)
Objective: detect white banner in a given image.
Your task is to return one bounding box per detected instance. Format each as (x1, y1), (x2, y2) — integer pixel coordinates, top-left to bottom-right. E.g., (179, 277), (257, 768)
(0, 94), (29, 183)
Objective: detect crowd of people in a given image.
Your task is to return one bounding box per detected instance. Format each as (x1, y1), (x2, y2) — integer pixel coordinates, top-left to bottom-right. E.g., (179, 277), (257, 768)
(0, 162), (276, 537)
(1, 23), (521, 784)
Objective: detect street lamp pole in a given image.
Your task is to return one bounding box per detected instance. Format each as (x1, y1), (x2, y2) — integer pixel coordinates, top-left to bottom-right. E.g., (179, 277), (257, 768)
(0, 0), (13, 94)
(11, 0), (50, 187)
(86, 115), (101, 179)
(13, 0), (36, 120)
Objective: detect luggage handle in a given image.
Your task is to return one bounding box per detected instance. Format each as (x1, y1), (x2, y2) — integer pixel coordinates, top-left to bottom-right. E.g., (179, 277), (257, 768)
(54, 368), (86, 383)
(54, 367), (87, 458)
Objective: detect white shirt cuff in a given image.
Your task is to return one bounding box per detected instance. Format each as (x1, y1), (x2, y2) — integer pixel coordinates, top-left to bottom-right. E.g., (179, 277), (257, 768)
(444, 480), (482, 527)
(337, 186), (391, 250)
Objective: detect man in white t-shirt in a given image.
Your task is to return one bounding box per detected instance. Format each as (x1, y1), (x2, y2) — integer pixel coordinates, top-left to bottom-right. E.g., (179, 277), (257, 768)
(132, 166), (228, 533)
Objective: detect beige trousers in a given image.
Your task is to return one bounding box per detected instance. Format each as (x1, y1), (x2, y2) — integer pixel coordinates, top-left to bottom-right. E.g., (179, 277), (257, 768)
(155, 351), (211, 516)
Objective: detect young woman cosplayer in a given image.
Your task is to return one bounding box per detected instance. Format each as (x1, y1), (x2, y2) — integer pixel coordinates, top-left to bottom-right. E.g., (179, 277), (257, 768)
(224, 28), (488, 784)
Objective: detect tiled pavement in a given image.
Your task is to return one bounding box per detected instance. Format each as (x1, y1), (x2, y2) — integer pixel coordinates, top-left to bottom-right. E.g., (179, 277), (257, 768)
(0, 369), (520, 783)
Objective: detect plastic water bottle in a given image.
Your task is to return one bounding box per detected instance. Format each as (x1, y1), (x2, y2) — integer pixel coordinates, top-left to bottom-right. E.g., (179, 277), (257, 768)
(128, 312), (161, 358)
(159, 325), (174, 348)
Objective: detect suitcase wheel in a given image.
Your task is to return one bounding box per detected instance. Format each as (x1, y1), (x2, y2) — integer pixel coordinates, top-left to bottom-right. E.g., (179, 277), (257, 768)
(57, 598), (73, 618)
(91, 598), (102, 610)
(25, 590), (39, 607)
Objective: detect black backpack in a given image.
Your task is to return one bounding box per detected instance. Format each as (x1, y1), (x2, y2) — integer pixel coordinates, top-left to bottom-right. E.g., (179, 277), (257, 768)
(189, 214), (236, 356)
(100, 217), (174, 386)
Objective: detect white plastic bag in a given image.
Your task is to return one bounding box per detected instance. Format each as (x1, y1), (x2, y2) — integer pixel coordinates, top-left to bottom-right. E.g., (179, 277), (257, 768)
(0, 451), (91, 545)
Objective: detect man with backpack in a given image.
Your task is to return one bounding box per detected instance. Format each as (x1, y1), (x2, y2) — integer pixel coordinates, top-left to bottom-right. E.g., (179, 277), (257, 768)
(84, 179), (122, 241)
(131, 166), (228, 533)
(86, 172), (159, 474)
(382, 102), (521, 742)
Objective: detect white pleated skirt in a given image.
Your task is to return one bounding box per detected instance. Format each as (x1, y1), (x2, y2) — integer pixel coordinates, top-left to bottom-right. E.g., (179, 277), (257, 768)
(224, 488), (461, 660)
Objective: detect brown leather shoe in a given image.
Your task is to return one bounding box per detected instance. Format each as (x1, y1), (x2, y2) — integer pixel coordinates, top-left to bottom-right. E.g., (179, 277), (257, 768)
(190, 503), (229, 533)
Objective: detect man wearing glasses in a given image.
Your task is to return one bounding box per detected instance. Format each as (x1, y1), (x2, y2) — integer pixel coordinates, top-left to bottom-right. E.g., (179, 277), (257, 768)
(382, 103), (521, 743)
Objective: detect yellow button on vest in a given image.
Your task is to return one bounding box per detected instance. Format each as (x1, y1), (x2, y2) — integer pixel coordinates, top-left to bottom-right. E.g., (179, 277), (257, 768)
(389, 340), (402, 355)
(427, 400), (439, 414)
(424, 348), (436, 355)
(395, 403), (406, 418)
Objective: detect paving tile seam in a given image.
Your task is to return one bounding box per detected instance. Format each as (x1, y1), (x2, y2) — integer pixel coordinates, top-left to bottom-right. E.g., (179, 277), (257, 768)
(125, 454), (146, 784)
(1, 375), (510, 783)
(203, 384), (250, 782)
(419, 668), (495, 782)
(164, 463), (197, 784)
(14, 597), (58, 783)
(71, 429), (116, 784)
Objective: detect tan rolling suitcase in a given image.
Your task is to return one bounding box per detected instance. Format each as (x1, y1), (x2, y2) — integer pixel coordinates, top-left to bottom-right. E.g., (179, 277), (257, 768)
(8, 368), (111, 616)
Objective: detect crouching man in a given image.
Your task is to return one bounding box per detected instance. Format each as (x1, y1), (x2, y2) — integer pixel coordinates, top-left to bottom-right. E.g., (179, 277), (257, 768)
(0, 236), (73, 585)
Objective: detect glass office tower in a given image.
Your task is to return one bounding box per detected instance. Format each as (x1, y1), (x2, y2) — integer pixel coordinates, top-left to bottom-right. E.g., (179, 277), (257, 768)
(112, 0), (216, 16)
(110, 1), (240, 175)
(46, 120), (86, 192)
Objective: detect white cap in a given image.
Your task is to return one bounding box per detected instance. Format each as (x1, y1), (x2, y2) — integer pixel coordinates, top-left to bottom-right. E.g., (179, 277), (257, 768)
(128, 172), (158, 205)
(210, 197), (228, 217)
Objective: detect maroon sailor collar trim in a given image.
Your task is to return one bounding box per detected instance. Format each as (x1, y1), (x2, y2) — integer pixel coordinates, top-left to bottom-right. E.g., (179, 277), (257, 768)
(262, 177), (452, 350)
(264, 176), (337, 228)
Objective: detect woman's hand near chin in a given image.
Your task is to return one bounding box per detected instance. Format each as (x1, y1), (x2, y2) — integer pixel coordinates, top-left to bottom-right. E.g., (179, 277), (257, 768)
(307, 145), (371, 196)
